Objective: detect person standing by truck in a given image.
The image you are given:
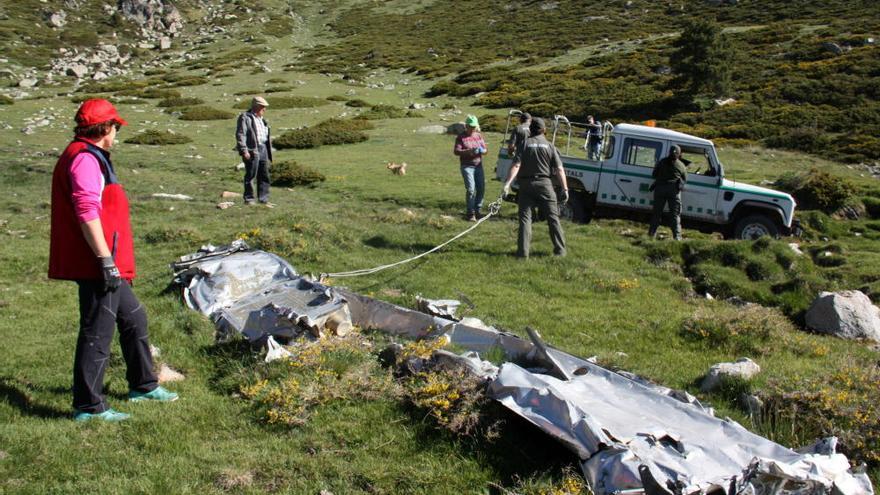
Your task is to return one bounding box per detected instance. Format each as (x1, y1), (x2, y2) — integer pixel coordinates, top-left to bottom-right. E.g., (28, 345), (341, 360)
(584, 115), (603, 160)
(507, 112), (531, 160)
(648, 144), (688, 241)
(453, 115), (488, 221)
(502, 117), (569, 258)
(49, 99), (178, 422)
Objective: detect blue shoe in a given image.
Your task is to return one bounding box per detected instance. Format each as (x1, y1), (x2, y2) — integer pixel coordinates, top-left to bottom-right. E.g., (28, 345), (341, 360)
(129, 386), (178, 402)
(74, 408), (131, 422)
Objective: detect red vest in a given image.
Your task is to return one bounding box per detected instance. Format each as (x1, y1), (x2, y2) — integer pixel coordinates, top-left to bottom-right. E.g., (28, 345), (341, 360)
(48, 140), (136, 281)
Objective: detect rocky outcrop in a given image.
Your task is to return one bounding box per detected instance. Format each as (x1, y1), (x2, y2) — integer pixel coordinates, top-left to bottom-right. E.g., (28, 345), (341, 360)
(805, 290), (880, 342)
(118, 0), (183, 38)
(700, 357), (761, 392)
(52, 44), (132, 81)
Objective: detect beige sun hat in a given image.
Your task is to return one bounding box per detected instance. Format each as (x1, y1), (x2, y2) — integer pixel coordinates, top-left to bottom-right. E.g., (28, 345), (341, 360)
(252, 96), (269, 108)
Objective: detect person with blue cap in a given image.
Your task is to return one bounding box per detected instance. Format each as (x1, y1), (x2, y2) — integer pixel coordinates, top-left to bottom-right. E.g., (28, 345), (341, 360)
(453, 115), (488, 221)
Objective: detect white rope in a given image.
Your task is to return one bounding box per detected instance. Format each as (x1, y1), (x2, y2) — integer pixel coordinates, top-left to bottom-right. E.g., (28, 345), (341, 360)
(320, 196), (504, 282)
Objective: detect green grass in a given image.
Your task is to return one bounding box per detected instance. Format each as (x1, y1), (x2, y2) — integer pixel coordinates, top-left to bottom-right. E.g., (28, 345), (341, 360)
(1, 0), (879, 492)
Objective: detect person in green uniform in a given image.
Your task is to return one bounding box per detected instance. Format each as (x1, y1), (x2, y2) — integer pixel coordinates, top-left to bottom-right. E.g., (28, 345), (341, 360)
(648, 144), (688, 240)
(502, 117), (568, 258)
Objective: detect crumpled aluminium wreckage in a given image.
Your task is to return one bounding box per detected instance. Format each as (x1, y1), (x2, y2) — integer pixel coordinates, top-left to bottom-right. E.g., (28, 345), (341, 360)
(172, 243), (874, 495)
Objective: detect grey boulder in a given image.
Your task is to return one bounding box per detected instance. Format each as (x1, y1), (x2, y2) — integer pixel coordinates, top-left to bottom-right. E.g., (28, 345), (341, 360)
(700, 357), (760, 392)
(805, 290), (880, 342)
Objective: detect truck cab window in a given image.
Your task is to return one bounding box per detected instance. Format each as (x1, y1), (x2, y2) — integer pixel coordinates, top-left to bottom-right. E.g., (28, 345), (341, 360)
(679, 145), (715, 176)
(622, 138), (662, 167)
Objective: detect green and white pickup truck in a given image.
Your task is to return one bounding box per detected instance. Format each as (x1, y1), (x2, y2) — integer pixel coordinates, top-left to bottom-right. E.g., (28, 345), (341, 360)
(496, 112), (797, 239)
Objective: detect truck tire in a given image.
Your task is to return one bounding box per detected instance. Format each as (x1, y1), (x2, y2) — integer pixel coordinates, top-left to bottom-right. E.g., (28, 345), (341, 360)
(733, 214), (779, 240)
(560, 190), (593, 224)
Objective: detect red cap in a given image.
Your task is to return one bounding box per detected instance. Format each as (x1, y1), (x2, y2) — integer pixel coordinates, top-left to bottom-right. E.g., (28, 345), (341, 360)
(75, 99), (128, 127)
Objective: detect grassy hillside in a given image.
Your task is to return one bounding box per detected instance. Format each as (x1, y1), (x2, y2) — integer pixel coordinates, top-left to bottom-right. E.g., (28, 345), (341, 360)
(0, 1), (878, 493)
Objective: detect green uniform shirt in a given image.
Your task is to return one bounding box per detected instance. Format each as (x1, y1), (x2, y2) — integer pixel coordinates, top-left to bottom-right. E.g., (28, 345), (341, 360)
(652, 156), (688, 184)
(516, 134), (563, 178)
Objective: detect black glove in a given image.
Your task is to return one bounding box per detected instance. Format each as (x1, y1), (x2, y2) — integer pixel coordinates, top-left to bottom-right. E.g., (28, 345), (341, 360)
(99, 256), (122, 292)
(559, 189), (569, 204)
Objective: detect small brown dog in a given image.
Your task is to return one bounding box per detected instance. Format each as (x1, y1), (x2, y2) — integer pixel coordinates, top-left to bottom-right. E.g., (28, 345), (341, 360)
(386, 162), (407, 175)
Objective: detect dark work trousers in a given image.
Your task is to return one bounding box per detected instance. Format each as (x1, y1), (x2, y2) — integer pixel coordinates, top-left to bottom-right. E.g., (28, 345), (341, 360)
(649, 182), (682, 240)
(73, 280), (157, 413)
(517, 177), (566, 258)
(243, 144), (271, 203)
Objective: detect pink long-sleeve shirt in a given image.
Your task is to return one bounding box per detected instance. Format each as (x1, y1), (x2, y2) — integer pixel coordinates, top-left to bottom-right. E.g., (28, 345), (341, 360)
(68, 153), (104, 223)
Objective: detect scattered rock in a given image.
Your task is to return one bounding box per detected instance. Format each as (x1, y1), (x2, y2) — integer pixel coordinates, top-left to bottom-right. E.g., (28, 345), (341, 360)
(151, 193), (193, 200)
(236, 162), (245, 170)
(788, 243), (804, 255)
(0, 450), (7, 460)
(159, 36), (172, 50)
(220, 191), (241, 199)
(65, 64), (88, 79)
(700, 358), (760, 392)
(47, 11), (67, 28)
(714, 98), (736, 107)
(217, 201), (235, 209)
(805, 290), (880, 342)
(18, 79), (37, 88)
(150, 344), (161, 358)
(157, 363), (185, 383)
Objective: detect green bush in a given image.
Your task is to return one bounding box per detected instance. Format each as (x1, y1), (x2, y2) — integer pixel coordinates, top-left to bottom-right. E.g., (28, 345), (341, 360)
(116, 88), (182, 99)
(477, 114), (507, 133)
(0, 95), (13, 105)
(345, 99), (370, 107)
(681, 304), (797, 356)
(326, 95), (348, 102)
(179, 106), (236, 120)
(233, 96), (327, 109)
(124, 130), (193, 145)
(157, 97), (204, 107)
(863, 197), (880, 219)
(356, 104), (409, 120)
(270, 160), (326, 187)
(775, 168), (853, 212)
(275, 119), (373, 149)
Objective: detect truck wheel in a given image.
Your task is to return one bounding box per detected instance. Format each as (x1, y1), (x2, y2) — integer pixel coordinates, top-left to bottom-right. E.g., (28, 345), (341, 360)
(560, 190), (592, 224)
(733, 214), (779, 240)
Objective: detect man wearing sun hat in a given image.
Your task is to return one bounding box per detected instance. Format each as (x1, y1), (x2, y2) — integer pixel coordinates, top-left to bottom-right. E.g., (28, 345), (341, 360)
(49, 99), (179, 422)
(235, 96), (274, 207)
(453, 114), (488, 221)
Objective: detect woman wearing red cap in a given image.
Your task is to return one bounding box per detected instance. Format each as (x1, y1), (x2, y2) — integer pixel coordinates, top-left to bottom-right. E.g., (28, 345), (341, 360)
(49, 99), (178, 422)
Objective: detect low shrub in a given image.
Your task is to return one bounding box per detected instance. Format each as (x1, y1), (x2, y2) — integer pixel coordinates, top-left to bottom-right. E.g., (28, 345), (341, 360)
(760, 362), (880, 467)
(477, 114), (506, 133)
(775, 168), (854, 212)
(274, 119), (373, 149)
(355, 104), (409, 120)
(233, 96), (326, 109)
(179, 106), (236, 120)
(326, 95), (348, 102)
(116, 88), (182, 99)
(0, 95), (13, 105)
(164, 76), (209, 88)
(270, 160), (326, 187)
(681, 304), (799, 356)
(124, 130), (193, 145)
(157, 97), (204, 107)
(863, 196), (880, 219)
(345, 99), (370, 107)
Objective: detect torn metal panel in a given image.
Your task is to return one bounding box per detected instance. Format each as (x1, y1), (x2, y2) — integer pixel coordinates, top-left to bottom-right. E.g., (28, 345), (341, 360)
(171, 246), (874, 495)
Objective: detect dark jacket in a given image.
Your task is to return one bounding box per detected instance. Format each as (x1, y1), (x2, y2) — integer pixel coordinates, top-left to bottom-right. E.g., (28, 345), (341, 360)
(235, 111), (273, 161)
(652, 156), (688, 185)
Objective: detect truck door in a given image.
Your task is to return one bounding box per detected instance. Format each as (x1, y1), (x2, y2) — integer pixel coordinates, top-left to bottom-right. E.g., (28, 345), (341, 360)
(677, 145), (722, 223)
(600, 137), (662, 211)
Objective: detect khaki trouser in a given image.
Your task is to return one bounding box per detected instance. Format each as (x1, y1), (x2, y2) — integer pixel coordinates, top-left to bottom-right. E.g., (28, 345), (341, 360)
(649, 182), (682, 240)
(517, 177), (566, 257)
